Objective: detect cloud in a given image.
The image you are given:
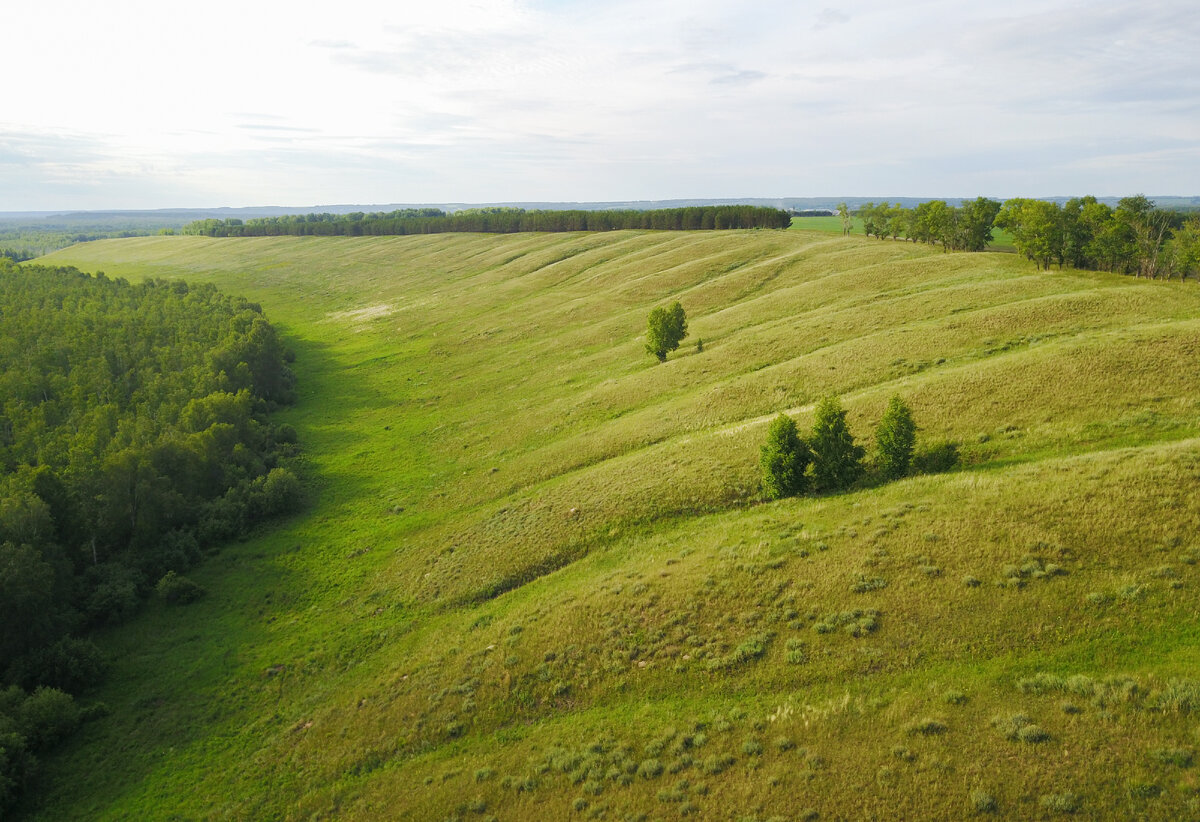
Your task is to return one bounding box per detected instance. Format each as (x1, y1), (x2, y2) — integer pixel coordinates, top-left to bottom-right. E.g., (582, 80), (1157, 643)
(236, 124), (321, 133)
(1, 0), (1198, 208)
(711, 69), (767, 86)
(813, 8), (850, 30)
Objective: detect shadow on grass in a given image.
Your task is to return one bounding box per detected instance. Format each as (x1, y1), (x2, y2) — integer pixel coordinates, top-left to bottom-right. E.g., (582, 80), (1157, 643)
(25, 328), (430, 820)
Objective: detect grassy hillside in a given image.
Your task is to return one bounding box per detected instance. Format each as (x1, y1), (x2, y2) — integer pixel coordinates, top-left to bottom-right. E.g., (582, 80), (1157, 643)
(29, 231), (1200, 820)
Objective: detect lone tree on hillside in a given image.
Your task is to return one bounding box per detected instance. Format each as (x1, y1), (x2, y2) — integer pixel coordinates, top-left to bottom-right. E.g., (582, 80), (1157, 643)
(810, 396), (865, 492)
(875, 396), (917, 480)
(646, 302), (688, 361)
(760, 414), (812, 499)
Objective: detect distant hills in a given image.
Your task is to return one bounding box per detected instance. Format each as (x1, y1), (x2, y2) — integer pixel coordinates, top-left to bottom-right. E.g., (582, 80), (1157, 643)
(5, 195), (1199, 223)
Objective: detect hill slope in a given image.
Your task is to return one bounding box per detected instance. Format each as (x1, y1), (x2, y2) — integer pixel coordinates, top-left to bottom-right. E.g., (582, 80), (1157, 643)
(30, 232), (1200, 820)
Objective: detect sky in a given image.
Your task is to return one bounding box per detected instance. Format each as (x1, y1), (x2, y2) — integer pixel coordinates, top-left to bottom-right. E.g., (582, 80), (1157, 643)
(1, 0), (1198, 210)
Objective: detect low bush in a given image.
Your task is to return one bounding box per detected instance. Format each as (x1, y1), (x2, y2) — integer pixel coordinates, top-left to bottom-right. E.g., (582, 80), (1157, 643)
(155, 571), (207, 605)
(913, 441), (959, 473)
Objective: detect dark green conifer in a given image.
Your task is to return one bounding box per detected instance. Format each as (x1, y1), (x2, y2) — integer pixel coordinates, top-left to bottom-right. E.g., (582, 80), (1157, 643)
(810, 396), (864, 492)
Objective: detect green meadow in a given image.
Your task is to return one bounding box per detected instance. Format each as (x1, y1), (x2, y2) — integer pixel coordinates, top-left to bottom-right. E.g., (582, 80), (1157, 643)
(29, 230), (1200, 820)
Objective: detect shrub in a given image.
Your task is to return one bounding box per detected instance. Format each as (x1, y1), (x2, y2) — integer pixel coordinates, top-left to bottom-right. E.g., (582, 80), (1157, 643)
(1039, 793), (1080, 813)
(0, 729), (34, 815)
(913, 441), (959, 473)
(785, 639), (807, 664)
(254, 467), (303, 517)
(155, 571), (207, 604)
(760, 414), (812, 499)
(8, 636), (106, 694)
(970, 789), (997, 813)
(851, 575), (887, 593)
(197, 492), (245, 544)
(810, 397), (865, 492)
(906, 718), (948, 736)
(667, 756), (691, 773)
(702, 754), (735, 774)
(135, 529), (203, 581)
(18, 687), (80, 750)
(1016, 724), (1049, 743)
(875, 396), (917, 480)
(991, 713), (1048, 742)
(1126, 780), (1160, 799)
(83, 563), (143, 625)
(1151, 747), (1193, 767)
(637, 759), (663, 779)
(706, 634), (770, 670)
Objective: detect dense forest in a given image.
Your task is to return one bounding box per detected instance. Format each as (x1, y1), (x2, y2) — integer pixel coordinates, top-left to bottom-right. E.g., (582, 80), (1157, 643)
(0, 260), (299, 812)
(856, 195), (1200, 278)
(182, 205), (793, 237)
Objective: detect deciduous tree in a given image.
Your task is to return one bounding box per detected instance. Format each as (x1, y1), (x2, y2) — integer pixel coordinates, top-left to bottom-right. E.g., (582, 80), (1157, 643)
(810, 397), (864, 492)
(645, 302), (688, 362)
(875, 396), (917, 480)
(760, 414), (812, 499)
(837, 202), (852, 236)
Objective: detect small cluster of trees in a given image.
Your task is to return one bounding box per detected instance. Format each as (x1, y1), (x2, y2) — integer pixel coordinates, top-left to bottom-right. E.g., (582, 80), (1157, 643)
(761, 396), (932, 499)
(858, 198), (1003, 252)
(1, 683), (93, 810)
(995, 195), (1200, 277)
(853, 195), (1200, 279)
(0, 261), (301, 810)
(182, 206), (792, 238)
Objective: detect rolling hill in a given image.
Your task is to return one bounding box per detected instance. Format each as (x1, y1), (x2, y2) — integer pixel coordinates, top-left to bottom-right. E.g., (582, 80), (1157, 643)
(28, 230), (1200, 820)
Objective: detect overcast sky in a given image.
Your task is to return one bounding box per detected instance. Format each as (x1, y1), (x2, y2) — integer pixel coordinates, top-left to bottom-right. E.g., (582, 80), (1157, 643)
(2, 0), (1198, 210)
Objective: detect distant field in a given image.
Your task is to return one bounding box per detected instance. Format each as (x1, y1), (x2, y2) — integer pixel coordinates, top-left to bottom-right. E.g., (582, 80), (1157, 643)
(28, 230), (1200, 820)
(787, 215), (857, 232)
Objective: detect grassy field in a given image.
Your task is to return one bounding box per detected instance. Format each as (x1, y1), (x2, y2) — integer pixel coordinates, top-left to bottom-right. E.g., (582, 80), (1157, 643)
(27, 230), (1200, 820)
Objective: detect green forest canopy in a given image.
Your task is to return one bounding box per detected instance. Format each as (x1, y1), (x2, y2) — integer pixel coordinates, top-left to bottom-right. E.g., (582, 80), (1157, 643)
(0, 260), (300, 812)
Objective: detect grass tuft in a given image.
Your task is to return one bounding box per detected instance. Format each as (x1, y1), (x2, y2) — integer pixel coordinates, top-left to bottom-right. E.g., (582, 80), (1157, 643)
(969, 789), (997, 813)
(1039, 793), (1081, 813)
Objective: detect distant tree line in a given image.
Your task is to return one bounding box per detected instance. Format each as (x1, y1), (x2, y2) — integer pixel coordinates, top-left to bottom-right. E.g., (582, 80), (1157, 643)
(0, 261), (300, 810)
(0, 229), (161, 261)
(182, 205), (793, 237)
(855, 195), (1200, 279)
(858, 198), (1003, 252)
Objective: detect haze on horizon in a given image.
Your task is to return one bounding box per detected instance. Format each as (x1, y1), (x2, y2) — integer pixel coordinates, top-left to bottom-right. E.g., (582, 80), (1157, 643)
(2, 0), (1198, 212)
